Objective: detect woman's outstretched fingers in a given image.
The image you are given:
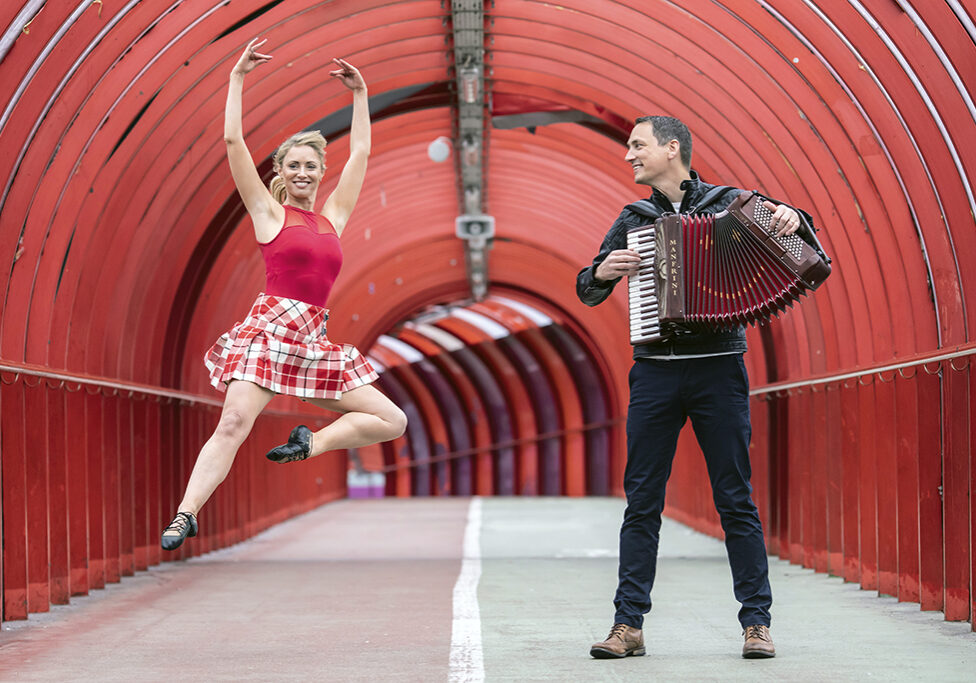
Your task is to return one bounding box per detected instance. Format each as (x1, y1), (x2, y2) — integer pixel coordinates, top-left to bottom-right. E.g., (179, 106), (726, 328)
(329, 58), (366, 90)
(233, 37), (273, 75)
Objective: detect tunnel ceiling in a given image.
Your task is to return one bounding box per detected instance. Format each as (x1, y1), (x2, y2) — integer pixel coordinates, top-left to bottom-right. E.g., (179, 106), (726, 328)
(1, 0), (974, 393)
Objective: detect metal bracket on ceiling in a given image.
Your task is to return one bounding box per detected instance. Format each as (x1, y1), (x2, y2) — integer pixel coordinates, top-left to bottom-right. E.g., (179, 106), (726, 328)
(451, 0), (491, 301)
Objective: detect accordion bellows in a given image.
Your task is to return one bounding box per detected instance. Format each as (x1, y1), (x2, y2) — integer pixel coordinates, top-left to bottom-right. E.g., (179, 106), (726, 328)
(627, 192), (831, 345)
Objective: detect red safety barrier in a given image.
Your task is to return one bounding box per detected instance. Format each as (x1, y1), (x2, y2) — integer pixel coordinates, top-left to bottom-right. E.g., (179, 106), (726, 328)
(0, 363), (346, 623)
(663, 346), (976, 628)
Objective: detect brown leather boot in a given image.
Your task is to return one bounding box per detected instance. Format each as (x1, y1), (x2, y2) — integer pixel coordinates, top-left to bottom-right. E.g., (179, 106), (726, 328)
(590, 623), (645, 659)
(742, 624), (776, 658)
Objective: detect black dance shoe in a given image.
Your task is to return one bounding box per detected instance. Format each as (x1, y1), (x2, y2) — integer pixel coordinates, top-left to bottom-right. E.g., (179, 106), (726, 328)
(161, 511), (198, 551)
(265, 425), (312, 463)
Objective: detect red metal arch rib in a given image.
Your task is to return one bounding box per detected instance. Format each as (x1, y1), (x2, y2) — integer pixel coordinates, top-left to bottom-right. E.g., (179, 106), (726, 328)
(372, 338), (451, 497)
(433, 313), (541, 495)
(379, 334), (472, 495)
(1, 0), (452, 376)
(398, 325), (496, 496)
(368, 345), (424, 498)
(473, 298), (587, 496)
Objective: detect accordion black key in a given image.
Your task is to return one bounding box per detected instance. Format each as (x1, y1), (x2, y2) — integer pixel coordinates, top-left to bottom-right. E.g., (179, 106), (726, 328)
(627, 192), (831, 345)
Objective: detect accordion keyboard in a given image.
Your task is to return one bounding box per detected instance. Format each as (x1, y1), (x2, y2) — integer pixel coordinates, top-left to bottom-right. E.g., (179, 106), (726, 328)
(626, 224), (663, 345)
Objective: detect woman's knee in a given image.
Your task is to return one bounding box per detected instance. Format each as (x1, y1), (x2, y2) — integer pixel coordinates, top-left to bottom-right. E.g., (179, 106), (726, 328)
(385, 406), (408, 439)
(214, 409), (252, 443)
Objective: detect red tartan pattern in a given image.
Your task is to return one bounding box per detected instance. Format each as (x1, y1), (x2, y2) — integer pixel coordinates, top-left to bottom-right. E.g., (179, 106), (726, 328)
(205, 294), (378, 399)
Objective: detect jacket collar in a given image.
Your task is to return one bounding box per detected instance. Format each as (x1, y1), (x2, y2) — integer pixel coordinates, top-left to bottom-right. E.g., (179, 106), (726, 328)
(678, 169), (702, 194)
(649, 169), (703, 212)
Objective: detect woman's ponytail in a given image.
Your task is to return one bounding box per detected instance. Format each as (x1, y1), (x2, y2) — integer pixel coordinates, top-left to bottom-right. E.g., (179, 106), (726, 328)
(269, 174), (287, 204)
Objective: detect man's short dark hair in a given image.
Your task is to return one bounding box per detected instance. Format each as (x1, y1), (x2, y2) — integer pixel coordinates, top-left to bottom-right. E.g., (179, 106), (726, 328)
(635, 115), (693, 168)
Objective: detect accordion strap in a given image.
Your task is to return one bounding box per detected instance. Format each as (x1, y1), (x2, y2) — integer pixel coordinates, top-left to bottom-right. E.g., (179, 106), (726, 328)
(688, 185), (736, 213)
(625, 185), (736, 219)
(624, 199), (665, 221)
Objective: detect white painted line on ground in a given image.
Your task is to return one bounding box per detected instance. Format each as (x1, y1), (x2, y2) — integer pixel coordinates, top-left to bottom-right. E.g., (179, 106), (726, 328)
(449, 497), (484, 683)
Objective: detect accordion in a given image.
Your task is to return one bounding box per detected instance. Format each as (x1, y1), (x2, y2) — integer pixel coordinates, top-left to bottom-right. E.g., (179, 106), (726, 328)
(627, 191), (831, 345)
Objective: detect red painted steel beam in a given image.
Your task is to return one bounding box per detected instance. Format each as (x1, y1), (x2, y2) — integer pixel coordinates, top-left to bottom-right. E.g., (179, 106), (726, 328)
(434, 314), (538, 495)
(371, 343), (441, 497)
(398, 326), (494, 496)
(1, 380), (27, 620)
(23, 380), (49, 613)
(375, 336), (456, 496)
(894, 376), (920, 603)
(472, 299), (586, 496)
(943, 365), (971, 621)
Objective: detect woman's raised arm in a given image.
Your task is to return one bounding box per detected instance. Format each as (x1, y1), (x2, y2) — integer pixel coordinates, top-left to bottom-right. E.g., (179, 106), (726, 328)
(321, 58), (370, 237)
(224, 38), (280, 232)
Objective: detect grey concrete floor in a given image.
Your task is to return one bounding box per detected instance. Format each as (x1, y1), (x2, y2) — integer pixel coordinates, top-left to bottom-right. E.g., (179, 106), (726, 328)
(0, 497), (973, 682)
(479, 497), (976, 682)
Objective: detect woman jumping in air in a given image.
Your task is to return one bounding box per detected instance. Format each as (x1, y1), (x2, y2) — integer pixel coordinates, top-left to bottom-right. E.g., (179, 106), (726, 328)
(161, 38), (406, 550)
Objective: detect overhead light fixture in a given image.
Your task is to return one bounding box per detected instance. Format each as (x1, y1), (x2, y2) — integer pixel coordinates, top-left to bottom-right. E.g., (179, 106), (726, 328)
(427, 136), (451, 163)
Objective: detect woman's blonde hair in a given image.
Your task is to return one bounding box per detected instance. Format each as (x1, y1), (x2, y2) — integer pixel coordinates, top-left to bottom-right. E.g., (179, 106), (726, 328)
(269, 130), (328, 204)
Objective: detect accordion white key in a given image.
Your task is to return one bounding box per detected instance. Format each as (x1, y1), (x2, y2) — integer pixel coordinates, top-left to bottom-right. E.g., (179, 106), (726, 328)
(627, 224), (663, 345)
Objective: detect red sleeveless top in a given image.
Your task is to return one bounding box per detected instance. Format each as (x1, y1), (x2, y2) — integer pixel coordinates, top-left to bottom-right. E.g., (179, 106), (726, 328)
(258, 206), (342, 308)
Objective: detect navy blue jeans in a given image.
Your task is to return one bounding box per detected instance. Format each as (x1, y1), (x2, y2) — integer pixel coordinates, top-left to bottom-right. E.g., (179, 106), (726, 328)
(613, 354), (772, 629)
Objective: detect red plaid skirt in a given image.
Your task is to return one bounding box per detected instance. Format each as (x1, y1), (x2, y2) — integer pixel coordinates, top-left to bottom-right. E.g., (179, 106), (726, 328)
(205, 294), (378, 399)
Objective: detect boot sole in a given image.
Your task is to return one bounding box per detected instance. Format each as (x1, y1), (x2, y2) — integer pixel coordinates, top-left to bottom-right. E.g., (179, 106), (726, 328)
(590, 647), (646, 659)
(161, 536), (186, 551)
(742, 650), (776, 659)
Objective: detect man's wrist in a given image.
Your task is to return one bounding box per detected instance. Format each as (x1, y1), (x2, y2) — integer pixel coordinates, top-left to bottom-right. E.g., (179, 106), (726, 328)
(590, 266), (613, 287)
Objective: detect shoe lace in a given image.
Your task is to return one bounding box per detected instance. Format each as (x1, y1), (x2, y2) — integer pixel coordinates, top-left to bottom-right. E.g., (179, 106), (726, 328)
(163, 512), (194, 535)
(607, 623), (630, 640)
(744, 625), (769, 642)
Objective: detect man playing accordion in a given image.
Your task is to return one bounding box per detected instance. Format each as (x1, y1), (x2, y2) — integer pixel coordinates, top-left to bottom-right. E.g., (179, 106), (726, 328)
(579, 115), (807, 661)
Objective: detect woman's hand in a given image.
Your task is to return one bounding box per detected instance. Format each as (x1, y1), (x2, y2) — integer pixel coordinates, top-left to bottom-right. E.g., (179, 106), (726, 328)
(232, 37), (272, 77)
(330, 58), (366, 91)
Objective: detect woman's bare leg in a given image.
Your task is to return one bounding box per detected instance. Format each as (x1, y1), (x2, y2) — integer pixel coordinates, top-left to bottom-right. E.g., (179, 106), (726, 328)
(175, 380), (274, 514)
(302, 384), (407, 457)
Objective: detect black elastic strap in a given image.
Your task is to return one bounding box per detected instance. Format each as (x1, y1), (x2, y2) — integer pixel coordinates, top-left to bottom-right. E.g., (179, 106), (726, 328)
(624, 199), (664, 221)
(688, 185), (735, 213)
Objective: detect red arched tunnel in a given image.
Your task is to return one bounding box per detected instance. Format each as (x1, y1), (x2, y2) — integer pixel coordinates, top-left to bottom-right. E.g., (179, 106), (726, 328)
(1, 1), (974, 629)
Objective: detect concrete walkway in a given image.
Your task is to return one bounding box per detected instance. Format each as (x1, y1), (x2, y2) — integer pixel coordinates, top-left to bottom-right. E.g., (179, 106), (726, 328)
(1, 498), (974, 681)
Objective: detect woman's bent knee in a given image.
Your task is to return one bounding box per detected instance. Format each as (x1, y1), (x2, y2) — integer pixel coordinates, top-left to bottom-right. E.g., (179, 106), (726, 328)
(387, 407), (408, 439)
(214, 410), (251, 443)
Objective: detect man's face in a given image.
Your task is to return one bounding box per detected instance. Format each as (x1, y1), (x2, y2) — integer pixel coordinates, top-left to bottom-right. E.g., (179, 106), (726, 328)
(624, 122), (675, 187)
